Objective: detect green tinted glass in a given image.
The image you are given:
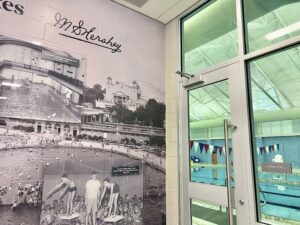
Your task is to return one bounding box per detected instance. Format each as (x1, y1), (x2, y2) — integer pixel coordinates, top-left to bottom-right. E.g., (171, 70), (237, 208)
(182, 0), (237, 74)
(188, 80), (234, 187)
(191, 199), (236, 225)
(248, 45), (300, 224)
(244, 0), (300, 52)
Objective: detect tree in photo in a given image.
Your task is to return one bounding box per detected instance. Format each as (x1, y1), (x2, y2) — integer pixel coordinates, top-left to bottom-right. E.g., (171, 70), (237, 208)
(83, 84), (105, 104)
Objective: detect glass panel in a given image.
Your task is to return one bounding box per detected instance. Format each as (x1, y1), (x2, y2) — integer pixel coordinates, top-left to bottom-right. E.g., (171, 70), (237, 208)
(191, 199), (236, 225)
(181, 0), (237, 75)
(248, 45), (300, 224)
(244, 0), (300, 52)
(188, 80), (234, 186)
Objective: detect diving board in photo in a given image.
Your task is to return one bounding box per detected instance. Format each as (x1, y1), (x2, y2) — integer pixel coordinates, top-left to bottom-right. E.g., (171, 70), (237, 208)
(104, 215), (124, 224)
(58, 213), (80, 225)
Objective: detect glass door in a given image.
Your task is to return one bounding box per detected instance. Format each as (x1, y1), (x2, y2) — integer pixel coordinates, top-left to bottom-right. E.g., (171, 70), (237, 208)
(180, 63), (251, 225)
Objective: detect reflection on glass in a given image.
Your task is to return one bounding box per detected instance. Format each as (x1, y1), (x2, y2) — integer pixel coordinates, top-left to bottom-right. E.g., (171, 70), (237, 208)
(182, 0), (237, 74)
(244, 0), (300, 52)
(191, 199), (236, 225)
(248, 45), (300, 224)
(188, 80), (234, 186)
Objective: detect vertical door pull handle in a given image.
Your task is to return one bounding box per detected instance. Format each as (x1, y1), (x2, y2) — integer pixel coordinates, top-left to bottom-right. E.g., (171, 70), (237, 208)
(224, 119), (234, 225)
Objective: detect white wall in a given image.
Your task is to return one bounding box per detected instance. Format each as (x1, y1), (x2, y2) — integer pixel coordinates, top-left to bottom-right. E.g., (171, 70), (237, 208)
(165, 18), (181, 225)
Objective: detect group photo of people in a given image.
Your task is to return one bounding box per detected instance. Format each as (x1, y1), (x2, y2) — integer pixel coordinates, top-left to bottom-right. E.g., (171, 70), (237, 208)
(41, 158), (145, 225)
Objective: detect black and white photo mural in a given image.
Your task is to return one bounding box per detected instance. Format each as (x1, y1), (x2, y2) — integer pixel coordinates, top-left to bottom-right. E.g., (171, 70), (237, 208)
(0, 1), (165, 225)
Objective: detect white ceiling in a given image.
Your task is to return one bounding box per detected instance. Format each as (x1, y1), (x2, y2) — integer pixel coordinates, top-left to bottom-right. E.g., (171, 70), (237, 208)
(111, 0), (201, 24)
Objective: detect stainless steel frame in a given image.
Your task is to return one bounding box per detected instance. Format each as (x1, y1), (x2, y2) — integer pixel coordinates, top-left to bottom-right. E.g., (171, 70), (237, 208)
(179, 63), (252, 225)
(176, 1), (300, 225)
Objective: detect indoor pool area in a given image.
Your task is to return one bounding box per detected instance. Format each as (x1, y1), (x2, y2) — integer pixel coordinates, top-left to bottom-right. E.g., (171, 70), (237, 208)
(191, 164), (300, 223)
(190, 137), (300, 225)
(183, 39), (300, 223)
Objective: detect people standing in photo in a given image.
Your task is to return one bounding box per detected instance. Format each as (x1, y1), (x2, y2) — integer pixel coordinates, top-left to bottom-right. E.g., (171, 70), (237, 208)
(46, 174), (77, 215)
(99, 178), (120, 217)
(85, 171), (101, 225)
(65, 90), (72, 106)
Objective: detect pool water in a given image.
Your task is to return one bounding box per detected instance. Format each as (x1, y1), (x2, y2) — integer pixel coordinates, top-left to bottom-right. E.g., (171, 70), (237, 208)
(0, 147), (166, 225)
(191, 166), (300, 223)
(0, 205), (41, 225)
(191, 166), (235, 186)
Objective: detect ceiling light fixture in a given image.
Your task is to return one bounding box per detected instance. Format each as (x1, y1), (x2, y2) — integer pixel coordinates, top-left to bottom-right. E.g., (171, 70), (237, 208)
(265, 21), (300, 41)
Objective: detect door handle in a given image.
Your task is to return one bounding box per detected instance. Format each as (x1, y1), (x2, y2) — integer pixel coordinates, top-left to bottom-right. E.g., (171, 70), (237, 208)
(224, 119), (234, 225)
(230, 124), (237, 131)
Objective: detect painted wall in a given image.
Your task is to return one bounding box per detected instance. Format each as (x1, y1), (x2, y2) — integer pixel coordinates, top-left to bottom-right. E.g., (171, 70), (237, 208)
(165, 18), (180, 225)
(0, 0), (166, 224)
(0, 0), (165, 91)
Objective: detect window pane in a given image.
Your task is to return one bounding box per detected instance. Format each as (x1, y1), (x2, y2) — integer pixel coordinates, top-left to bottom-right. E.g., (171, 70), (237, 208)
(248, 45), (300, 224)
(188, 80), (234, 187)
(191, 199), (236, 225)
(182, 0), (237, 74)
(244, 0), (300, 52)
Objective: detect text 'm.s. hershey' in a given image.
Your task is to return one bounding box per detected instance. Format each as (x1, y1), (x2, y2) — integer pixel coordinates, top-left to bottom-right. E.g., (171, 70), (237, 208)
(54, 12), (122, 54)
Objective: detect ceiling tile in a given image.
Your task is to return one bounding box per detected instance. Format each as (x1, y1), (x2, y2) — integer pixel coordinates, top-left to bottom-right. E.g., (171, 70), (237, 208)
(111, 0), (201, 24)
(122, 0), (149, 8)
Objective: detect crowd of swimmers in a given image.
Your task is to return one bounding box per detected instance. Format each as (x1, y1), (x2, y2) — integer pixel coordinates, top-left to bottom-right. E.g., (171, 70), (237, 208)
(40, 194), (143, 225)
(11, 181), (44, 209)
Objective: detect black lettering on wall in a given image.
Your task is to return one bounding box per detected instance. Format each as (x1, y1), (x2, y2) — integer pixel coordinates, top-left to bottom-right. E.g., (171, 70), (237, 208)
(14, 4), (24, 15)
(0, 0), (24, 15)
(3, 1), (13, 11)
(54, 12), (122, 54)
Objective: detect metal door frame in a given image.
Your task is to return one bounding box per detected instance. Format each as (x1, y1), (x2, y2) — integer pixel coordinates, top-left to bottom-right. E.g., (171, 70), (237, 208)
(178, 62), (255, 225)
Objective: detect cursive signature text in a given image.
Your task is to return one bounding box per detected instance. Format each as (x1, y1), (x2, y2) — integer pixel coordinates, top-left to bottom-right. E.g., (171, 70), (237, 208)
(54, 12), (122, 54)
